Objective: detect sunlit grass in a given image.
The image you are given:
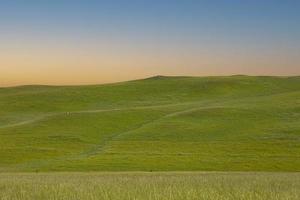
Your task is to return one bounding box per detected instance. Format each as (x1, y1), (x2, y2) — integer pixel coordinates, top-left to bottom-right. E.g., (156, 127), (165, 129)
(0, 172), (299, 200)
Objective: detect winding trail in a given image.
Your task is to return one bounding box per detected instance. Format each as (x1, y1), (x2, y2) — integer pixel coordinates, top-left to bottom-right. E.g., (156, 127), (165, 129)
(0, 101), (201, 129)
(12, 104), (227, 170)
(81, 105), (227, 157)
(0, 114), (57, 129)
(2, 91), (291, 130)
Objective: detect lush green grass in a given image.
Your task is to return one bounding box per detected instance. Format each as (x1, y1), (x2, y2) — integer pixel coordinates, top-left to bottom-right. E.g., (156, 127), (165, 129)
(0, 76), (299, 172)
(0, 172), (299, 200)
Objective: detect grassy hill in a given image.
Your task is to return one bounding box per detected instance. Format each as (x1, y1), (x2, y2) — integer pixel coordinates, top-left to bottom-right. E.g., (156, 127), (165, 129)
(0, 75), (299, 172)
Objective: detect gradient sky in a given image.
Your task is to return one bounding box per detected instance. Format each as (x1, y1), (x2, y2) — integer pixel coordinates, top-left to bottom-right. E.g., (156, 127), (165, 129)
(0, 0), (300, 86)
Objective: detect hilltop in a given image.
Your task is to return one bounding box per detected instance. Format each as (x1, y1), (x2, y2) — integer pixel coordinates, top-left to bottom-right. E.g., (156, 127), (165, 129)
(0, 76), (299, 172)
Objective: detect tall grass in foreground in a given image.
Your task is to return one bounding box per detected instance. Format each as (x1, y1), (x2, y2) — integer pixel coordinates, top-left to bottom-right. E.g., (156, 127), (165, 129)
(0, 172), (299, 200)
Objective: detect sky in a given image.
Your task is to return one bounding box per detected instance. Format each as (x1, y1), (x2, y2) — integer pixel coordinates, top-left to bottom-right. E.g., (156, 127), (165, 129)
(0, 0), (299, 86)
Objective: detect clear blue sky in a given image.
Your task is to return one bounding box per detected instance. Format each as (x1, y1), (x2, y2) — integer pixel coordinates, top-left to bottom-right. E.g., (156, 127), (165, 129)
(0, 0), (299, 86)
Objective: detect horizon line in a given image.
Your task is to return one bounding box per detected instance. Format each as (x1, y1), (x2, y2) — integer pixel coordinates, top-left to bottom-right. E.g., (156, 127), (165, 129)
(1, 74), (299, 89)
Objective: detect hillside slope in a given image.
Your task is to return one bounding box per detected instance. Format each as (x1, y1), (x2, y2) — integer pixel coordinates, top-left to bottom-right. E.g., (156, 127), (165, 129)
(0, 76), (299, 172)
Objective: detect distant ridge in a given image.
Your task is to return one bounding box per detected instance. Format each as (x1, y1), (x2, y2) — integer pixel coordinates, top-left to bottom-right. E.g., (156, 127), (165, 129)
(144, 75), (172, 80)
(1, 75), (300, 88)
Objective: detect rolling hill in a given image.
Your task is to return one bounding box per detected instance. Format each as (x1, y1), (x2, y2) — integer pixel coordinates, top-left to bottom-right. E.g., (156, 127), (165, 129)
(0, 75), (299, 172)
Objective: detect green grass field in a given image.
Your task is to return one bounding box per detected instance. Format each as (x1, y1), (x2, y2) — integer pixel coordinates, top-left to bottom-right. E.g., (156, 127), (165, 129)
(0, 172), (299, 200)
(0, 76), (299, 172)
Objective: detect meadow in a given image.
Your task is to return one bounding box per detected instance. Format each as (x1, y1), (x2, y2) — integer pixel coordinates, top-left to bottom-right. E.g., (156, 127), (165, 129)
(0, 172), (299, 200)
(0, 76), (299, 172)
